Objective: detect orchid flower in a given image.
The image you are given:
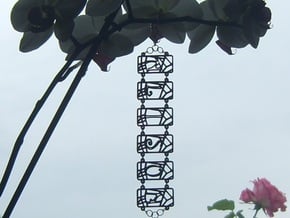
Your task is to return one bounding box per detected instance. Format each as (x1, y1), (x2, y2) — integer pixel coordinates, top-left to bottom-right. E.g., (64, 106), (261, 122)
(11, 0), (86, 52)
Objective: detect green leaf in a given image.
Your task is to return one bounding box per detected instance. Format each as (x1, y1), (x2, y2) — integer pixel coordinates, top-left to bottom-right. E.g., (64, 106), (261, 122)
(225, 211), (236, 218)
(236, 210), (245, 218)
(207, 199), (235, 211)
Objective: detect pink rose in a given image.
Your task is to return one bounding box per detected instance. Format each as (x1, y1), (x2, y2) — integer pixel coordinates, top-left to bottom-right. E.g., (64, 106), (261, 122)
(240, 178), (287, 217)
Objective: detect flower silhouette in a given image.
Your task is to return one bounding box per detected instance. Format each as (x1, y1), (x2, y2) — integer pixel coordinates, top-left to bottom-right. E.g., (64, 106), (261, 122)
(11, 0), (86, 52)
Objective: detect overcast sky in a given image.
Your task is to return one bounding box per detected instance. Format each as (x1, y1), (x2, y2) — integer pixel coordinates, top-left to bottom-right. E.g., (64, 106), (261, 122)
(1, 1), (290, 218)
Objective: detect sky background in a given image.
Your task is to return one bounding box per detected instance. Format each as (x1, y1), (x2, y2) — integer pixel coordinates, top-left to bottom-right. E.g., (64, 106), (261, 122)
(1, 1), (290, 218)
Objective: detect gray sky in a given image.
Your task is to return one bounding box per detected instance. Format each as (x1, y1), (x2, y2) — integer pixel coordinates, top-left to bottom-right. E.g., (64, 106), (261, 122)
(1, 1), (290, 218)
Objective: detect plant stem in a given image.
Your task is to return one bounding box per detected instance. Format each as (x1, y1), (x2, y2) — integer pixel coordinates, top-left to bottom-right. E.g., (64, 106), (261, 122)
(0, 51), (79, 198)
(1, 5), (122, 218)
(253, 208), (260, 218)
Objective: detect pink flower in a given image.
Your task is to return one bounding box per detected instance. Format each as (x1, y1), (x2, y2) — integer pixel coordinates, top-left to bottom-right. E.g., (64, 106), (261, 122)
(240, 178), (287, 217)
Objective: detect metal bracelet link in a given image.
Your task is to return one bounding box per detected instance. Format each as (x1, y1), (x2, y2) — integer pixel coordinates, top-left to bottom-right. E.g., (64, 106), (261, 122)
(136, 46), (174, 217)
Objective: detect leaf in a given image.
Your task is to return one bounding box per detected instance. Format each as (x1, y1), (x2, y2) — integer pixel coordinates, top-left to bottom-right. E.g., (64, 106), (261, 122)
(236, 210), (245, 218)
(225, 211), (236, 218)
(20, 27), (53, 52)
(207, 199), (235, 211)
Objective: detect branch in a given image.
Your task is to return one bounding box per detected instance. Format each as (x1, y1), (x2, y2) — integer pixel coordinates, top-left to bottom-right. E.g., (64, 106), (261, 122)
(83, 14), (242, 49)
(121, 0), (239, 28)
(1, 6), (122, 218)
(125, 16), (242, 28)
(0, 3), (127, 202)
(0, 51), (82, 198)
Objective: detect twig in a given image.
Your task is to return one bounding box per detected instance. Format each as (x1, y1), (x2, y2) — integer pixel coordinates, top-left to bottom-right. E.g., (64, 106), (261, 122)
(1, 5), (122, 218)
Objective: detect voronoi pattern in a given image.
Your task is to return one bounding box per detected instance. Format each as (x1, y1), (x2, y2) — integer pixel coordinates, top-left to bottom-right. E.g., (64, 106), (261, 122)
(136, 48), (174, 217)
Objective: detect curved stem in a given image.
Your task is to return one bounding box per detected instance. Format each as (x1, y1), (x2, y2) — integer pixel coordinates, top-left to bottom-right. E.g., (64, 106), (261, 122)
(84, 14), (242, 48)
(253, 209), (258, 218)
(1, 6), (121, 218)
(2, 55), (88, 218)
(130, 16), (242, 27)
(0, 53), (79, 198)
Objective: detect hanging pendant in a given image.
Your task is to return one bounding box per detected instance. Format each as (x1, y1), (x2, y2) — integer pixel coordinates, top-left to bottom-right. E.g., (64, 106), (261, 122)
(136, 44), (174, 218)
